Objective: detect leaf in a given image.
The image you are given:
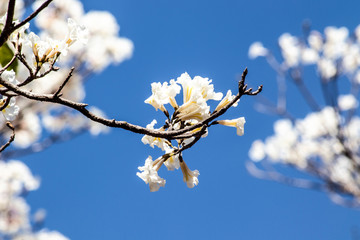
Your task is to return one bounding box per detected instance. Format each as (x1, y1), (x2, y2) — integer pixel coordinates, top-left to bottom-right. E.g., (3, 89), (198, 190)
(0, 42), (18, 72)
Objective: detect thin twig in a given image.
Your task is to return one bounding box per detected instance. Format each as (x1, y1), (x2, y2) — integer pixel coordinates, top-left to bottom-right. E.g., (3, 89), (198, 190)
(53, 67), (74, 98)
(246, 161), (325, 191)
(12, 0), (53, 34)
(0, 55), (17, 74)
(0, 122), (15, 153)
(0, 0), (53, 47)
(0, 0), (16, 47)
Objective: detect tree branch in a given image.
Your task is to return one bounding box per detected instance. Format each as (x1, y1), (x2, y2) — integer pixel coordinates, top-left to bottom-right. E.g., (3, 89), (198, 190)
(0, 122), (15, 153)
(0, 68), (262, 139)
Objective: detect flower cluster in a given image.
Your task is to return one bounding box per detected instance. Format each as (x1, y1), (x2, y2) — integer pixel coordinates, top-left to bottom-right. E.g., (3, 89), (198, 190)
(248, 24), (360, 205)
(0, 0), (131, 150)
(0, 0), (133, 238)
(137, 72), (245, 191)
(249, 25), (360, 80)
(0, 159), (68, 240)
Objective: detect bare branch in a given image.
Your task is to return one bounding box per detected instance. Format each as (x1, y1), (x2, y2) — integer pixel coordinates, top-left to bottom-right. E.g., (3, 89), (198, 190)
(0, 122), (15, 153)
(53, 67), (74, 98)
(0, 54), (17, 74)
(0, 0), (16, 47)
(0, 0), (53, 47)
(0, 68), (261, 139)
(246, 161), (325, 191)
(13, 0), (53, 34)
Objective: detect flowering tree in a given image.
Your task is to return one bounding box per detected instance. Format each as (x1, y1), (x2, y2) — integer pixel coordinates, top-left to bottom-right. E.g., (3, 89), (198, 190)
(0, 0), (262, 239)
(247, 23), (360, 207)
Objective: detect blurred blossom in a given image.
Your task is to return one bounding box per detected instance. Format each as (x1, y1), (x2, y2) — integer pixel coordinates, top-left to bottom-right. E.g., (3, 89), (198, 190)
(308, 30), (323, 51)
(301, 48), (319, 64)
(248, 42), (268, 59)
(278, 33), (301, 67)
(317, 58), (337, 79)
(248, 140), (265, 162)
(0, 197), (30, 234)
(35, 230), (70, 240)
(13, 112), (41, 148)
(33, 209), (47, 224)
(338, 94), (358, 111)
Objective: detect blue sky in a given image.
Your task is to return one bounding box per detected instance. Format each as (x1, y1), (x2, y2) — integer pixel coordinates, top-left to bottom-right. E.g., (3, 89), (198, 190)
(22, 0), (360, 239)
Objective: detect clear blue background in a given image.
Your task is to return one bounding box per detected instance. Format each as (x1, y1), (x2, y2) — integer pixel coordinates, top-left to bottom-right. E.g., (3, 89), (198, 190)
(22, 0), (360, 239)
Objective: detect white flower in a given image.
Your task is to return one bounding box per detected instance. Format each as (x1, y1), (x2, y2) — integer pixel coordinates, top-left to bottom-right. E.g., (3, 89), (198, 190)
(308, 31), (323, 51)
(141, 120), (169, 150)
(175, 96), (210, 121)
(215, 90), (238, 112)
(278, 33), (301, 67)
(163, 145), (180, 171)
(323, 26), (348, 59)
(338, 94), (358, 111)
(1, 97), (20, 121)
(325, 26), (348, 44)
(9, 21), (29, 46)
(217, 117), (246, 136)
(177, 72), (223, 103)
(28, 32), (67, 64)
(180, 161), (199, 188)
(145, 80), (180, 111)
(249, 140), (266, 162)
(301, 48), (319, 64)
(317, 58), (337, 79)
(82, 11), (119, 36)
(136, 156), (166, 192)
(0, 197), (30, 234)
(1, 69), (19, 85)
(13, 112), (41, 148)
(36, 230), (70, 240)
(65, 18), (88, 46)
(248, 42), (268, 59)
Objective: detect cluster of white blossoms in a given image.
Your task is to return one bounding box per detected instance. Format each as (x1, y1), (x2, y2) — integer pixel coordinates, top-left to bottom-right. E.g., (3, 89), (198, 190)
(249, 25), (360, 80)
(0, 0), (134, 238)
(137, 72), (245, 191)
(0, 160), (68, 240)
(248, 25), (360, 202)
(0, 0), (132, 149)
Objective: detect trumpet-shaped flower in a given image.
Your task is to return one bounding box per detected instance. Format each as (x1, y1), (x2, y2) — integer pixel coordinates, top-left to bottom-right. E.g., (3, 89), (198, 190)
(176, 72), (223, 103)
(145, 80), (181, 111)
(163, 145), (180, 171)
(28, 32), (67, 64)
(141, 120), (169, 150)
(218, 117), (246, 136)
(136, 156), (166, 192)
(1, 97), (20, 121)
(175, 96), (210, 121)
(65, 18), (88, 46)
(180, 161), (199, 188)
(215, 90), (238, 112)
